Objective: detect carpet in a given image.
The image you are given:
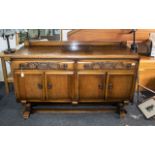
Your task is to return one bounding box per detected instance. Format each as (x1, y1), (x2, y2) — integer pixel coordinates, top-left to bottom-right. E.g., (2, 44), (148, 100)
(0, 82), (155, 126)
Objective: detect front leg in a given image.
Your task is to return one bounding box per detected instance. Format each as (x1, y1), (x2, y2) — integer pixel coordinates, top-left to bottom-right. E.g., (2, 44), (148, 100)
(23, 103), (31, 119)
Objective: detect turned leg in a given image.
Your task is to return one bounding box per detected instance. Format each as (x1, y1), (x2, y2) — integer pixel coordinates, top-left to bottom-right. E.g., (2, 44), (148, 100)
(23, 103), (31, 119)
(117, 103), (127, 118)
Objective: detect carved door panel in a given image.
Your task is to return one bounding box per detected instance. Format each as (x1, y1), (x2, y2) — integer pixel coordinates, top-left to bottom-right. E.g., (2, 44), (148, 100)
(106, 72), (135, 100)
(45, 71), (74, 100)
(14, 71), (44, 100)
(78, 72), (106, 100)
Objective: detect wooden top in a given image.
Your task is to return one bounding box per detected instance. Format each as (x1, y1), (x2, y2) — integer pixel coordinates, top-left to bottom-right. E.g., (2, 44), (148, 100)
(0, 44), (139, 60)
(140, 56), (155, 62)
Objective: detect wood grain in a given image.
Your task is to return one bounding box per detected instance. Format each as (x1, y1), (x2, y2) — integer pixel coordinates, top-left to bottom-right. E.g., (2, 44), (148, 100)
(4, 41), (139, 118)
(68, 29), (155, 42)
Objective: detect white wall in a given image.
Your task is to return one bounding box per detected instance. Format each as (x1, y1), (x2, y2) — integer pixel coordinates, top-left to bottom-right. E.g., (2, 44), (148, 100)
(62, 29), (72, 41)
(0, 36), (16, 81)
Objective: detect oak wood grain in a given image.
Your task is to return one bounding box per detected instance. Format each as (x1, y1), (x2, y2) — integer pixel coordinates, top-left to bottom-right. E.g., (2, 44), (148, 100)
(3, 41), (140, 118)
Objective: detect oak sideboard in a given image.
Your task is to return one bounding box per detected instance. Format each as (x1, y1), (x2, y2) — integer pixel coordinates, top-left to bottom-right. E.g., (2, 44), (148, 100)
(0, 42), (139, 119)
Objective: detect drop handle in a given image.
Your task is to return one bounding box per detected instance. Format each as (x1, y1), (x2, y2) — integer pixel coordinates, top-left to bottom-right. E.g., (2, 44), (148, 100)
(98, 84), (104, 90)
(47, 83), (52, 89)
(62, 64), (68, 69)
(126, 64), (132, 69)
(37, 83), (43, 90)
(108, 83), (113, 90)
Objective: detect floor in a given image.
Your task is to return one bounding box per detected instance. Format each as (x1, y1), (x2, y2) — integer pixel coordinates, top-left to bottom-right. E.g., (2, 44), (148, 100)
(0, 82), (155, 126)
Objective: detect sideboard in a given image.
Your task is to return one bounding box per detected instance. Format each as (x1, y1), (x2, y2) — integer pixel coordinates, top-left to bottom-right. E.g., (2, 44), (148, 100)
(0, 42), (139, 119)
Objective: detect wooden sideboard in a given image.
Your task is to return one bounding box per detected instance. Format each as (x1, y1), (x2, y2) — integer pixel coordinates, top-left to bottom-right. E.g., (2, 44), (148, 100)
(0, 42), (139, 119)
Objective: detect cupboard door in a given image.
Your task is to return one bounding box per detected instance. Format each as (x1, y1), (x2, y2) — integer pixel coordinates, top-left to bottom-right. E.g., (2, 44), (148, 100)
(14, 71), (44, 100)
(45, 71), (74, 100)
(106, 72), (135, 100)
(78, 72), (106, 100)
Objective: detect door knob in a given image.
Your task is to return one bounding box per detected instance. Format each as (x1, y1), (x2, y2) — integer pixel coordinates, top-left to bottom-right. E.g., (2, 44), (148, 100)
(98, 84), (104, 90)
(37, 83), (43, 90)
(48, 83), (52, 89)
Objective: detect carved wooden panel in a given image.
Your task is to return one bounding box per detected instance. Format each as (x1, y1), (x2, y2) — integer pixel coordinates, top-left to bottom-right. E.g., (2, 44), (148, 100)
(81, 62), (137, 70)
(19, 62), (69, 70)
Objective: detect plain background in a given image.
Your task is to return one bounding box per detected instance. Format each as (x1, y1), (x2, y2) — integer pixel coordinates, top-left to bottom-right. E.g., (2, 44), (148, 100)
(0, 0), (155, 155)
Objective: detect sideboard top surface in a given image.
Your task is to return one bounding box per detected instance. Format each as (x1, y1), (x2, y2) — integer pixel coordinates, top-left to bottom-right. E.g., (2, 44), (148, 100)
(0, 45), (139, 59)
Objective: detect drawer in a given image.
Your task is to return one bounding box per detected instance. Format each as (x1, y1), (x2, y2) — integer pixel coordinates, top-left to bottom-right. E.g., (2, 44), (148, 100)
(78, 60), (137, 70)
(11, 60), (74, 70)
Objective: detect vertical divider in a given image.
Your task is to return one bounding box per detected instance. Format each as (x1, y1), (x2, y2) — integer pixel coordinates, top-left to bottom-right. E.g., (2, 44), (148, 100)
(105, 72), (109, 100)
(44, 71), (47, 100)
(102, 72), (106, 100)
(73, 60), (79, 104)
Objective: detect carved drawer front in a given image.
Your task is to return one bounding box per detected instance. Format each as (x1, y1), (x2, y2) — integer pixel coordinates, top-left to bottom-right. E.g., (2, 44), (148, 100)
(12, 60), (74, 70)
(78, 60), (137, 70)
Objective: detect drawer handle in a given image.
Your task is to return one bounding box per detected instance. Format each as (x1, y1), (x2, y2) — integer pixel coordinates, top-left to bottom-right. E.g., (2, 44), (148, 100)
(84, 64), (92, 69)
(126, 64), (132, 69)
(98, 84), (104, 90)
(37, 83), (43, 90)
(62, 64), (68, 69)
(48, 83), (52, 89)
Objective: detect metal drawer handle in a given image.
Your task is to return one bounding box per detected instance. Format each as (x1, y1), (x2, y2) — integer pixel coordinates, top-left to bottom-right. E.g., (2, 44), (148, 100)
(98, 84), (104, 90)
(62, 64), (68, 69)
(126, 64), (132, 69)
(48, 83), (52, 89)
(37, 83), (43, 90)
